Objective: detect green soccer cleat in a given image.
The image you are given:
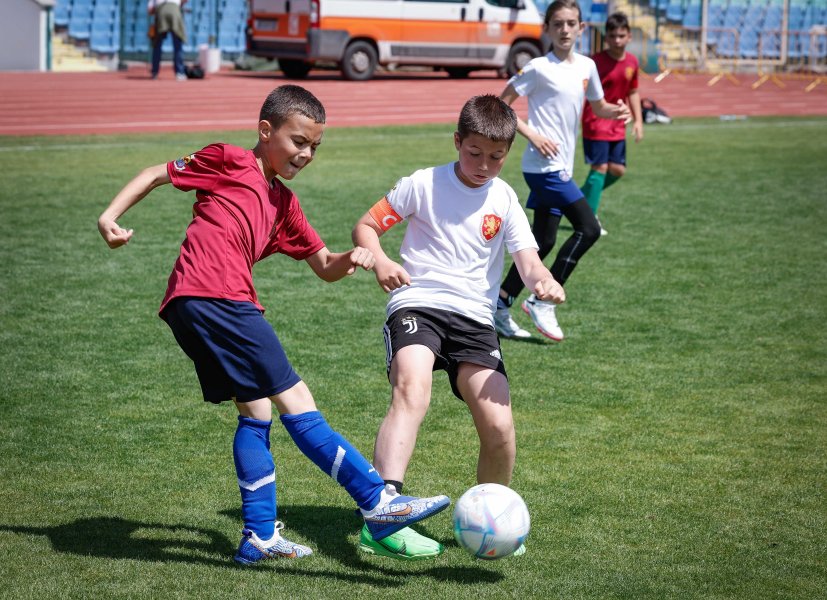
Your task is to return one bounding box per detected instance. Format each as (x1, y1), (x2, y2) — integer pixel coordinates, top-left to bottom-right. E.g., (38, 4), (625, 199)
(511, 543), (527, 557)
(359, 524), (444, 560)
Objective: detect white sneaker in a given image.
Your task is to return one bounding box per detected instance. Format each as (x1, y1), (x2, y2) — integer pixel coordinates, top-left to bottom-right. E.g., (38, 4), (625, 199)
(494, 306), (531, 338)
(596, 217), (608, 236)
(522, 295), (564, 341)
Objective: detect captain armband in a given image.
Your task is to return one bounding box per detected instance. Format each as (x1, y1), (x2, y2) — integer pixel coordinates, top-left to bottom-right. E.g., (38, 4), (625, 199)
(368, 197), (403, 232)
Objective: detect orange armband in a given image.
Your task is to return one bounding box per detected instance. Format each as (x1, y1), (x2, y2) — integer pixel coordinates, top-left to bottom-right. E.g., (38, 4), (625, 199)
(368, 197), (402, 231)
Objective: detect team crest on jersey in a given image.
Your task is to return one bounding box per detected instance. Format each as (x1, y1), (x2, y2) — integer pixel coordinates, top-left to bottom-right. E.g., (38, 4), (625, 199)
(625, 67), (635, 81)
(174, 153), (196, 171)
(481, 214), (502, 242)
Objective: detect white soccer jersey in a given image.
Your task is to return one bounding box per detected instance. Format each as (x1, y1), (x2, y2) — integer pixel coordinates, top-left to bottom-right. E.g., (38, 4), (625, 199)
(510, 52), (604, 176)
(385, 163), (538, 326)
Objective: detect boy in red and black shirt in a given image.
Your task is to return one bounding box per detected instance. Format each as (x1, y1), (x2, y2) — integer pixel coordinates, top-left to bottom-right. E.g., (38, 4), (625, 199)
(98, 85), (449, 565)
(580, 11), (644, 233)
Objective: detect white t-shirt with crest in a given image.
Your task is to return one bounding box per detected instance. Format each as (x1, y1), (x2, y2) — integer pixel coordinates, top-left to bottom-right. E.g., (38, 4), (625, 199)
(384, 163), (537, 326)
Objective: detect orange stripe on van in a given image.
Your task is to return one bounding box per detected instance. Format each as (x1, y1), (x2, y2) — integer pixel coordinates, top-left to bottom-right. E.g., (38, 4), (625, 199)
(321, 17), (540, 44)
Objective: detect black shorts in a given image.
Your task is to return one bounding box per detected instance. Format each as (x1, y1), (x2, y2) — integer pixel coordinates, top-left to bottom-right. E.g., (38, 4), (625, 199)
(383, 307), (507, 400)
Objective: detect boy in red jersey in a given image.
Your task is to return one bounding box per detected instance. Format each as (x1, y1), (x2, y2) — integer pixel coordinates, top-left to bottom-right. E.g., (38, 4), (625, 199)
(580, 11), (644, 234)
(97, 85), (449, 566)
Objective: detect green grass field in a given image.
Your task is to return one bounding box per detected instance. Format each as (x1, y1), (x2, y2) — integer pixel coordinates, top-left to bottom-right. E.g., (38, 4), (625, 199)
(1, 117), (825, 599)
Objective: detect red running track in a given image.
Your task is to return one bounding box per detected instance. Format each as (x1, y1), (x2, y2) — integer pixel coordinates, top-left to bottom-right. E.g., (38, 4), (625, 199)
(0, 67), (824, 136)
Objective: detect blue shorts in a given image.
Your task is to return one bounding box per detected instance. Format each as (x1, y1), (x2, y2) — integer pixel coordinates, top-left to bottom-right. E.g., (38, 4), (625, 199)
(161, 297), (301, 404)
(583, 138), (627, 166)
(524, 171), (584, 216)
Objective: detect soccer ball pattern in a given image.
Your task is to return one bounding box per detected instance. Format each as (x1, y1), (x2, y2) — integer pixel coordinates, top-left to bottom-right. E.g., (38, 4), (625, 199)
(452, 483), (530, 559)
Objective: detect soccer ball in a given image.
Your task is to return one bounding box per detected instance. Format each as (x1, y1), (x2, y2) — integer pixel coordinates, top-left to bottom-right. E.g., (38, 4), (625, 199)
(452, 483), (530, 559)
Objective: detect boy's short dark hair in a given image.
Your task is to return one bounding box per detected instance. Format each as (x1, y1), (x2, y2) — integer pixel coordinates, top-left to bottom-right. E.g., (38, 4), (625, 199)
(259, 85), (326, 129)
(544, 0), (581, 25)
(457, 95), (518, 148)
(605, 11), (630, 33)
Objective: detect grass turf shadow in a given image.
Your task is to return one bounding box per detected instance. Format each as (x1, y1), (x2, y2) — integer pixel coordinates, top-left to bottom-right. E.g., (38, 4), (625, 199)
(220, 505), (504, 584)
(1, 508), (502, 586)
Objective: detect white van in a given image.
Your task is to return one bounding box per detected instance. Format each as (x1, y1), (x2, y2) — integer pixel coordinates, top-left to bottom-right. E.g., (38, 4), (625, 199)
(247, 0), (547, 80)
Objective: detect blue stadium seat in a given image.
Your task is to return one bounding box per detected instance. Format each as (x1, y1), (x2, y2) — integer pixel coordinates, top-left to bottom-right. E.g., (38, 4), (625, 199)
(760, 31), (782, 59)
(54, 0), (71, 27)
(683, 2), (702, 28)
(90, 20), (119, 54)
(67, 3), (93, 40)
(666, 0), (684, 22)
(739, 29), (760, 58)
(762, 6), (783, 31)
(716, 30), (738, 57)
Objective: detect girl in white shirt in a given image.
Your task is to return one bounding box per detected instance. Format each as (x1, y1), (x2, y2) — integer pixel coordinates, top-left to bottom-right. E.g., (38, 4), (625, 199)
(494, 0), (630, 341)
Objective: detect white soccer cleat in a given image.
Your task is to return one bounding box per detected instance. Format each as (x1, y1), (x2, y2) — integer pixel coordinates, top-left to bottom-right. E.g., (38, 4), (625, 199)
(522, 295), (564, 341)
(494, 307), (531, 339)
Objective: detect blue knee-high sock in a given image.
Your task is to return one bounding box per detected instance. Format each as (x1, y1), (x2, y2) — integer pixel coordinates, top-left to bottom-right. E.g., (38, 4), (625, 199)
(234, 416), (276, 539)
(280, 411), (384, 511)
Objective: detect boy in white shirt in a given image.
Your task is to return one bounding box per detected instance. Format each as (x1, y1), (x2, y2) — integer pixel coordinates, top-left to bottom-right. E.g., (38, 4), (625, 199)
(494, 0), (631, 341)
(352, 94), (565, 559)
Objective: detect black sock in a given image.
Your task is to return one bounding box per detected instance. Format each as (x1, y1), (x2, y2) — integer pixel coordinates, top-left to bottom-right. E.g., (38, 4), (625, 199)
(384, 479), (404, 495)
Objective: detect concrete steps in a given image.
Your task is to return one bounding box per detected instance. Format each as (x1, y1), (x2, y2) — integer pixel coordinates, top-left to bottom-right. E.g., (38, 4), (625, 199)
(52, 32), (111, 72)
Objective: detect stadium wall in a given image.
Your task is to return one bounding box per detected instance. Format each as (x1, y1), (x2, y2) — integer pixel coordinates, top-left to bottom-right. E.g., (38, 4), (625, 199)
(0, 0), (55, 71)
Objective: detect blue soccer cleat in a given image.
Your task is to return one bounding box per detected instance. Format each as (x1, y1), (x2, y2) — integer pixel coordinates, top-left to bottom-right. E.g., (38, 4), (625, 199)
(361, 484), (450, 541)
(233, 521), (313, 565)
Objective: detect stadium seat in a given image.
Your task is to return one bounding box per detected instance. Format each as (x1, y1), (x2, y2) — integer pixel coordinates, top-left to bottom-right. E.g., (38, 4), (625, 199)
(760, 31), (782, 59)
(90, 20), (119, 54)
(54, 0), (71, 27)
(683, 2), (702, 28)
(739, 29), (760, 58)
(68, 3), (93, 41)
(716, 30), (738, 57)
(666, 0), (684, 22)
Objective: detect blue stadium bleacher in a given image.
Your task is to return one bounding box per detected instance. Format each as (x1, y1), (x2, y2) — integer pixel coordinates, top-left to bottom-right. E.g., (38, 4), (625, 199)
(55, 0), (249, 57)
(67, 0), (93, 40)
(683, 1), (702, 28)
(666, 0), (685, 23)
(54, 0), (71, 27)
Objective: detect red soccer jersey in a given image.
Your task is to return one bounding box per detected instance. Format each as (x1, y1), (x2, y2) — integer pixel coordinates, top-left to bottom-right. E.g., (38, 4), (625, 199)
(581, 50), (639, 141)
(160, 143), (325, 314)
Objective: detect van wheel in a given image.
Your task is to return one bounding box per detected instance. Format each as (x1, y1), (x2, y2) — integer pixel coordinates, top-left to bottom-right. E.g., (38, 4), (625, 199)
(342, 41), (378, 81)
(505, 41), (540, 77)
(279, 59), (312, 79)
(445, 67), (472, 79)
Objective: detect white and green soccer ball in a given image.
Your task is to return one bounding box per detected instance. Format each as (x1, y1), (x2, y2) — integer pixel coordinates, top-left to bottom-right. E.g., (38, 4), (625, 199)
(452, 483), (530, 559)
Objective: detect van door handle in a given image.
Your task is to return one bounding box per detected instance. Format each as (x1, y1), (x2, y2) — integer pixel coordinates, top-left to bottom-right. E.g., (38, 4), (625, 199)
(286, 0), (291, 12)
(460, 7), (466, 20)
(479, 8), (484, 20)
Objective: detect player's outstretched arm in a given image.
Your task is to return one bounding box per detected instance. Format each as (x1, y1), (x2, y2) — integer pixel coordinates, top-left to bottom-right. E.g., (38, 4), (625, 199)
(590, 97), (632, 123)
(352, 201), (410, 293)
(98, 163), (170, 249)
(511, 248), (566, 305)
(305, 246), (376, 282)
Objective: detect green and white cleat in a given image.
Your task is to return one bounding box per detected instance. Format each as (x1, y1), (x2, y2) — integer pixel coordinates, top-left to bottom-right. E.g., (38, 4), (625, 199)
(359, 524), (443, 560)
(511, 543), (527, 557)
